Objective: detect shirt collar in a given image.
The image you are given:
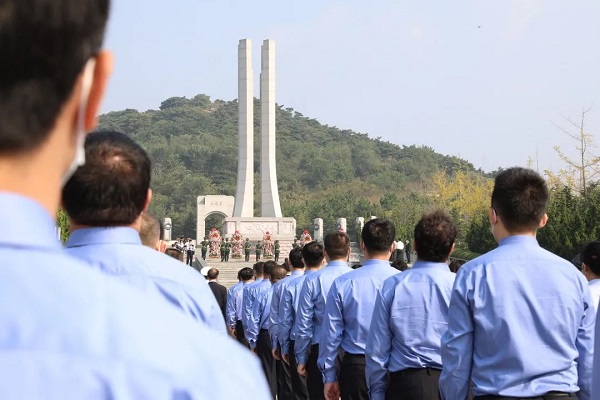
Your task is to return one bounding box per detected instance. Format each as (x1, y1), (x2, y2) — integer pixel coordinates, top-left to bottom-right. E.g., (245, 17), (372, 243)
(498, 235), (539, 247)
(411, 260), (451, 271)
(66, 226), (142, 248)
(291, 269), (304, 276)
(325, 260), (349, 268)
(362, 259), (393, 268)
(0, 193), (61, 250)
(589, 279), (600, 286)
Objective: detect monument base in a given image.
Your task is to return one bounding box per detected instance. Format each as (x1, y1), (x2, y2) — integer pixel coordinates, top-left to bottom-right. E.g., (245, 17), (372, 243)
(223, 217), (297, 241)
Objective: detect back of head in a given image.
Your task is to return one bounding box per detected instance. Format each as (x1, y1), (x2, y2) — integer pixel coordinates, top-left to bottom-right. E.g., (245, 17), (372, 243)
(289, 248), (304, 269)
(582, 242), (600, 276)
(448, 260), (463, 273)
(270, 266), (288, 283)
(207, 268), (219, 280)
(62, 131), (151, 226)
(302, 241), (325, 267)
(491, 167), (548, 233)
(0, 0), (110, 154)
(263, 260), (278, 277)
(253, 261), (265, 276)
(139, 213), (160, 248)
(165, 248), (184, 262)
(361, 218), (396, 253)
(239, 267), (254, 282)
(414, 210), (457, 262)
(391, 259), (408, 272)
(323, 232), (350, 260)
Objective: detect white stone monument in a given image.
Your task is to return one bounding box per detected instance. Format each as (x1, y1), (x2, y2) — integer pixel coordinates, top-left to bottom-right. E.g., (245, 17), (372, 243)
(163, 217), (172, 241)
(197, 195), (235, 240)
(222, 39), (296, 241)
(313, 218), (323, 242)
(336, 218), (347, 233)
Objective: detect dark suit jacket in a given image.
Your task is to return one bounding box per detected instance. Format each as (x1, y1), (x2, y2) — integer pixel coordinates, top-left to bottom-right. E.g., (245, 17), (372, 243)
(208, 281), (227, 318)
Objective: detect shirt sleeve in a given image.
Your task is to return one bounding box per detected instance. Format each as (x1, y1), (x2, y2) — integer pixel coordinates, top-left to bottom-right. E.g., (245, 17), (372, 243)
(242, 286), (253, 332)
(226, 288), (237, 329)
(439, 269), (474, 400)
(294, 278), (315, 365)
(318, 279), (344, 384)
(269, 286), (281, 350)
(279, 288), (294, 355)
(576, 283), (596, 400)
(247, 292), (265, 350)
(365, 286), (393, 400)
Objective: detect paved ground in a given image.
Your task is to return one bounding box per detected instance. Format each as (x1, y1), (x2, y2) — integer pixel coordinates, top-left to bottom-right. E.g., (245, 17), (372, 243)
(204, 258), (258, 289)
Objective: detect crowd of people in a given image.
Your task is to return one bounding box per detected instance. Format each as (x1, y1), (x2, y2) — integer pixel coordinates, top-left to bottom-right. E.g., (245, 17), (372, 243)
(1, 1), (599, 399)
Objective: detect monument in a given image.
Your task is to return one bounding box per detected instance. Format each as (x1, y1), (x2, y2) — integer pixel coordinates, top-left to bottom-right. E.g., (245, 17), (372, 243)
(218, 39), (296, 241)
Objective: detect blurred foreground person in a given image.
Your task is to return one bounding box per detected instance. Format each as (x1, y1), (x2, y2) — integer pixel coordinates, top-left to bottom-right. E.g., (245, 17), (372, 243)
(0, 0), (270, 398)
(440, 168), (594, 400)
(139, 213), (166, 251)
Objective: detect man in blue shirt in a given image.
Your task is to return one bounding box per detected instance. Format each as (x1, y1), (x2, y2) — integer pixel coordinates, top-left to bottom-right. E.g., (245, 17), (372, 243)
(270, 257), (293, 400)
(248, 266), (289, 399)
(0, 1), (272, 397)
(295, 233), (353, 400)
(319, 218), (399, 400)
(62, 131), (225, 334)
(440, 167), (595, 400)
(280, 244), (324, 400)
(366, 211), (457, 400)
(242, 261), (267, 332)
(229, 267), (255, 347)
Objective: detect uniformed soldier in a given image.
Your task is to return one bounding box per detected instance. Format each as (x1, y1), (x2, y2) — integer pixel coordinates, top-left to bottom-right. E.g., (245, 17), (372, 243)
(274, 240), (281, 262)
(292, 239), (300, 250)
(224, 238), (231, 262)
(220, 240), (227, 262)
(255, 241), (263, 262)
(244, 238), (252, 262)
(201, 236), (209, 260)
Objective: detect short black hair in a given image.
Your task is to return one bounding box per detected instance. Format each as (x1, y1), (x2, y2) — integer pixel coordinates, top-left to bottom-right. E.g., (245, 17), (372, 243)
(253, 261), (265, 276)
(165, 248), (184, 262)
(139, 213), (160, 248)
(302, 241), (325, 267)
(62, 131), (151, 226)
(491, 167), (548, 233)
(324, 232), (350, 259)
(362, 218), (396, 253)
(582, 242), (600, 276)
(270, 266), (288, 283)
(391, 259), (408, 271)
(207, 268), (219, 280)
(239, 267), (254, 282)
(414, 210), (457, 262)
(0, 0), (110, 154)
(289, 248), (304, 269)
(449, 259), (463, 273)
(263, 260), (278, 276)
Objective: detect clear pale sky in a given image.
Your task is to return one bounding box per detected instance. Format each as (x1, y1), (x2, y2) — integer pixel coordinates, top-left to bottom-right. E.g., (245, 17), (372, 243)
(103, 0), (600, 172)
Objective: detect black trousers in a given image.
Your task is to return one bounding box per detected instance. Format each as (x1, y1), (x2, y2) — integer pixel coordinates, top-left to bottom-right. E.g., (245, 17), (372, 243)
(306, 344), (324, 400)
(340, 353), (368, 400)
(474, 393), (577, 400)
(235, 320), (249, 348)
(275, 251), (280, 262)
(256, 252), (261, 262)
(387, 367), (441, 400)
(257, 329), (277, 399)
(289, 340), (309, 400)
(186, 250), (194, 266)
(245, 251), (250, 262)
(225, 251), (230, 261)
(201, 249), (207, 260)
(277, 344), (294, 400)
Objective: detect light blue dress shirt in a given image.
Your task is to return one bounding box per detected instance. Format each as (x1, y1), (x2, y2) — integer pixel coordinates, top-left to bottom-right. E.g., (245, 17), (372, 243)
(365, 261), (455, 400)
(440, 235), (595, 400)
(247, 285), (274, 350)
(318, 259), (399, 383)
(243, 278), (270, 331)
(235, 281), (253, 321)
(65, 227), (225, 334)
(226, 281), (243, 328)
(294, 261), (353, 365)
(269, 275), (291, 351)
(279, 270), (313, 355)
(0, 193), (272, 399)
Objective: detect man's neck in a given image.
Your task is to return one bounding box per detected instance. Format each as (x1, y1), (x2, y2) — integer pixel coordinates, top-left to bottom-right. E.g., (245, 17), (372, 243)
(255, 275), (264, 280)
(208, 279), (218, 283)
(70, 216), (142, 233)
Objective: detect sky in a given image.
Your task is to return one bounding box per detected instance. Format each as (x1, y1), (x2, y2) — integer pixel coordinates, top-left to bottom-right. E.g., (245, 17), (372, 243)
(103, 0), (600, 172)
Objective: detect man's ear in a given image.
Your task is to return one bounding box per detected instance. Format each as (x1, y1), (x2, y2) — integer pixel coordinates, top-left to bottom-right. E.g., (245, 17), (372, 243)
(84, 50), (113, 131)
(539, 213), (548, 229)
(488, 207), (497, 225)
(449, 242), (455, 256)
(143, 188), (153, 213)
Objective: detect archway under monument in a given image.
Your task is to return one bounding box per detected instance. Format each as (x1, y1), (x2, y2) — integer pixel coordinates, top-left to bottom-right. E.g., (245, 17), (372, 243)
(196, 195), (235, 242)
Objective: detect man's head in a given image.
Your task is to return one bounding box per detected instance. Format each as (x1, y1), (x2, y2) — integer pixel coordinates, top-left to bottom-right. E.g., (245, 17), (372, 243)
(270, 266), (288, 285)
(165, 248), (184, 262)
(207, 268), (219, 281)
(391, 259), (408, 272)
(302, 241), (325, 268)
(414, 210), (457, 263)
(139, 213), (160, 250)
(323, 232), (350, 261)
(490, 167), (549, 238)
(239, 267), (254, 282)
(62, 131), (152, 228)
(253, 261), (265, 278)
(263, 260), (278, 277)
(582, 242), (600, 280)
(361, 218), (396, 258)
(0, 0), (112, 213)
(289, 248), (304, 269)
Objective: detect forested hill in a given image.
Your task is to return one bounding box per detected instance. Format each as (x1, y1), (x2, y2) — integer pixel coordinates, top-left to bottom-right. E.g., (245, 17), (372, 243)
(98, 94), (483, 240)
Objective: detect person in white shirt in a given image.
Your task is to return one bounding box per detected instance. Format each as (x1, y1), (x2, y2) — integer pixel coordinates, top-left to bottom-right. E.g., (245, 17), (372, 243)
(581, 241), (600, 311)
(394, 238), (404, 262)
